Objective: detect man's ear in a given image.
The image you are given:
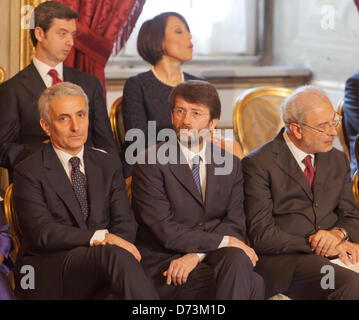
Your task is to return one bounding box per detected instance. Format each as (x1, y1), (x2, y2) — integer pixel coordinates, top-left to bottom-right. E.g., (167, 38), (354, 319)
(34, 26), (45, 43)
(288, 123), (303, 140)
(209, 118), (219, 132)
(40, 119), (51, 137)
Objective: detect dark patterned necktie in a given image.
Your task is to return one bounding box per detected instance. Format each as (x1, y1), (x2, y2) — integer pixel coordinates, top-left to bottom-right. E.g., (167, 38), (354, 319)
(302, 155), (314, 189)
(69, 157), (88, 221)
(192, 155), (202, 197)
(48, 69), (62, 85)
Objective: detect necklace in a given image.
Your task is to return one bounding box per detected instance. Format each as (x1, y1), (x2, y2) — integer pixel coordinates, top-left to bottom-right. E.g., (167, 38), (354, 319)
(151, 66), (184, 87)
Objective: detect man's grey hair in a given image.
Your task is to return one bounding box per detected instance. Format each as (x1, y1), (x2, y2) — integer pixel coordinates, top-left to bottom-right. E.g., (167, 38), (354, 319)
(280, 85), (330, 129)
(38, 82), (89, 123)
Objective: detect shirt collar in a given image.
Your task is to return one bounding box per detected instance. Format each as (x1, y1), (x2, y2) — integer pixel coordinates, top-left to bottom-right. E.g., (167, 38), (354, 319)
(53, 145), (84, 170)
(33, 57), (63, 82)
(179, 141), (207, 166)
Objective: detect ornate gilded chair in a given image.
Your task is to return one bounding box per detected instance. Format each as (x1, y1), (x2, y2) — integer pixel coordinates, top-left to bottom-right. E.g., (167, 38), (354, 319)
(233, 87), (293, 156)
(353, 172), (359, 206)
(109, 97), (132, 200)
(336, 98), (350, 160)
(4, 184), (21, 289)
(0, 66), (5, 83)
(0, 66), (9, 192)
(4, 184), (21, 257)
(109, 97), (125, 151)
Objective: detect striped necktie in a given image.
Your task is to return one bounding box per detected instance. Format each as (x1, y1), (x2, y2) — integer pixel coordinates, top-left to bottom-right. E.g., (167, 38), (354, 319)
(302, 155), (314, 189)
(192, 155), (202, 197)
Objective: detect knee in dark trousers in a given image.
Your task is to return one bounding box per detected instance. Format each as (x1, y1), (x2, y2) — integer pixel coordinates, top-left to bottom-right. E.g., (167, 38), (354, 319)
(63, 245), (159, 300)
(207, 247), (265, 300)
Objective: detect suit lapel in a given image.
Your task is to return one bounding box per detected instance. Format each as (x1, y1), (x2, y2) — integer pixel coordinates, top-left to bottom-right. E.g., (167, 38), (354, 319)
(272, 130), (313, 201)
(63, 65), (74, 82)
(20, 62), (46, 100)
(83, 148), (104, 225)
(312, 152), (328, 195)
(43, 144), (87, 229)
(168, 143), (203, 205)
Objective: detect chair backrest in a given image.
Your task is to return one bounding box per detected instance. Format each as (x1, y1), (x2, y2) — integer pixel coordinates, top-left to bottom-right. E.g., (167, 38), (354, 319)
(4, 184), (21, 257)
(109, 97), (125, 150)
(336, 98), (350, 160)
(233, 87), (293, 155)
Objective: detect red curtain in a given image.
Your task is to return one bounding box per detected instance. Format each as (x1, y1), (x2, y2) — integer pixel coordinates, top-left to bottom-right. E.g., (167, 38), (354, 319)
(355, 0), (359, 11)
(56, 0), (146, 94)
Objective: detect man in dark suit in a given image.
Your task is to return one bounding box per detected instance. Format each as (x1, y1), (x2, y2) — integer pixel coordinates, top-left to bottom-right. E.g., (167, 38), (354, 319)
(13, 82), (158, 299)
(132, 80), (264, 300)
(0, 1), (118, 174)
(343, 70), (359, 176)
(243, 85), (359, 300)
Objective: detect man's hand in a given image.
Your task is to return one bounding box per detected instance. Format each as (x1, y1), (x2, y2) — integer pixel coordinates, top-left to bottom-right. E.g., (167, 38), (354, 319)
(163, 253), (199, 286)
(93, 233), (142, 262)
(227, 236), (258, 267)
(308, 229), (343, 257)
(335, 241), (359, 266)
(0, 252), (4, 265)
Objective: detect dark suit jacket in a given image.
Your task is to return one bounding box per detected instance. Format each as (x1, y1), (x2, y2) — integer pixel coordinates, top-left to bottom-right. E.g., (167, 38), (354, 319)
(343, 70), (359, 176)
(242, 128), (359, 296)
(132, 141), (246, 282)
(0, 62), (118, 171)
(13, 144), (136, 299)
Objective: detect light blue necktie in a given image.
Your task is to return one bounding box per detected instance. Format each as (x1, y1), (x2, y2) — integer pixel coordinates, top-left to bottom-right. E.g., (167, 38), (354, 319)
(192, 155), (202, 197)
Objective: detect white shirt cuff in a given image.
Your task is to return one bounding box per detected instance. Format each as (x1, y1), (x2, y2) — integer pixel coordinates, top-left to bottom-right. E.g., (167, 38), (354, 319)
(196, 236), (229, 262)
(218, 235), (229, 248)
(197, 253), (206, 262)
(90, 229), (109, 246)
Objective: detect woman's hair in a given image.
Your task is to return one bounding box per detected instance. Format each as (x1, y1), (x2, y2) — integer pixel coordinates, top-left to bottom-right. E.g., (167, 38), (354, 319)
(137, 12), (190, 66)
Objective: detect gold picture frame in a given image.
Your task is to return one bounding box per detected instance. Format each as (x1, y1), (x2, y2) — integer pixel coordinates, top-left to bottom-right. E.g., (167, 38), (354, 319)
(19, 0), (47, 70)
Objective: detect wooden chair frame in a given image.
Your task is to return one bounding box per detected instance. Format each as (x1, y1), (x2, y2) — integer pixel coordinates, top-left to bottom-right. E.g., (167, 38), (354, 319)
(109, 97), (125, 151)
(4, 184), (21, 257)
(336, 98), (350, 160)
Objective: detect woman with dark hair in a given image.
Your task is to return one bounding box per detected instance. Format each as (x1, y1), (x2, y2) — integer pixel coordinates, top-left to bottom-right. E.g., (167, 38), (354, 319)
(122, 12), (243, 176)
(122, 12), (199, 162)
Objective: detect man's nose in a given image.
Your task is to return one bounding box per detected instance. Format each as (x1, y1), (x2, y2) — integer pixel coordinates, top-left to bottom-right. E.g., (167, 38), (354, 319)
(70, 118), (79, 131)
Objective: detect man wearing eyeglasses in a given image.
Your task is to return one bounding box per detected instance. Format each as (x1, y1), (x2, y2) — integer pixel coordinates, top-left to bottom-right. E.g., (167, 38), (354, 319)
(132, 80), (264, 300)
(242, 85), (359, 300)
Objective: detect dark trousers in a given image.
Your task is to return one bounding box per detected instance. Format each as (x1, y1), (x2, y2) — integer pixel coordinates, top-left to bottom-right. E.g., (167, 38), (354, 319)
(62, 245), (159, 300)
(156, 247), (265, 300)
(282, 254), (359, 300)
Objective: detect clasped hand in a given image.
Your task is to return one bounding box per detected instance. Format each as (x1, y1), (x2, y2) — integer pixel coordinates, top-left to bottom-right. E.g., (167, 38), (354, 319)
(309, 229), (359, 266)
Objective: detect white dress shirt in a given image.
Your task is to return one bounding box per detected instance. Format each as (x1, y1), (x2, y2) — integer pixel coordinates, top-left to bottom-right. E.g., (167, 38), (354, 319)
(52, 145), (108, 246)
(33, 57), (63, 88)
(283, 130), (315, 172)
(179, 141), (229, 262)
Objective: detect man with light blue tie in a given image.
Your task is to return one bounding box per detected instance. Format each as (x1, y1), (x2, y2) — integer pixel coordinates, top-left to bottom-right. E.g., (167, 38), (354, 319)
(132, 80), (264, 300)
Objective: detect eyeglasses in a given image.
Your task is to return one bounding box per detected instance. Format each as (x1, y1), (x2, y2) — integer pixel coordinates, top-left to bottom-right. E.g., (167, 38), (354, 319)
(296, 112), (342, 134)
(173, 107), (209, 120)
